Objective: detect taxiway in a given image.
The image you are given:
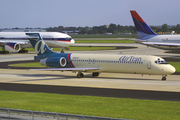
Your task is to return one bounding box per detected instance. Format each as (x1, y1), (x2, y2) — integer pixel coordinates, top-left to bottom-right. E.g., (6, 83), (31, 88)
(0, 69), (180, 92)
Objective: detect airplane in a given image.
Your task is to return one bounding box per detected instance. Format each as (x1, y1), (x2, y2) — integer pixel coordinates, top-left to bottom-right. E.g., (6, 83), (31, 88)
(0, 32), (75, 53)
(130, 10), (180, 51)
(26, 33), (175, 81)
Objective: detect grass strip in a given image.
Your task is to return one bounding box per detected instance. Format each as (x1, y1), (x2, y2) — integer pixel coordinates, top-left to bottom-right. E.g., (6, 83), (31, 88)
(70, 34), (138, 38)
(0, 90), (179, 120)
(168, 62), (180, 72)
(75, 40), (134, 43)
(9, 62), (45, 68)
(25, 46), (117, 51)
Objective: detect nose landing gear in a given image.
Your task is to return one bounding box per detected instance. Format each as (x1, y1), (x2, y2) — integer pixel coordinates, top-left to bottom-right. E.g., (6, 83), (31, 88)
(161, 75), (167, 81)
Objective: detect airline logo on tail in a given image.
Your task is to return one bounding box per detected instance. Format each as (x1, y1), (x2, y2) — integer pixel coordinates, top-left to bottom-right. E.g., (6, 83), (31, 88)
(26, 33), (54, 55)
(130, 10), (157, 38)
(34, 39), (46, 54)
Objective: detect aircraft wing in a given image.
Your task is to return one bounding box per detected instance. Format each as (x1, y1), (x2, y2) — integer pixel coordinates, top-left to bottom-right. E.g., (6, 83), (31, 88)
(0, 41), (28, 44)
(0, 36), (37, 45)
(0, 41), (28, 45)
(30, 67), (99, 71)
(142, 42), (180, 47)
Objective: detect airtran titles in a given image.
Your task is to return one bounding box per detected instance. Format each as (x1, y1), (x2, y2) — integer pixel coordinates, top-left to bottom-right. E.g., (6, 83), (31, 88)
(119, 56), (143, 63)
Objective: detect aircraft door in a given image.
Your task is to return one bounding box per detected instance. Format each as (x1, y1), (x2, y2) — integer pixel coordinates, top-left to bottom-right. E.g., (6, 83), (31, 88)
(147, 61), (151, 69)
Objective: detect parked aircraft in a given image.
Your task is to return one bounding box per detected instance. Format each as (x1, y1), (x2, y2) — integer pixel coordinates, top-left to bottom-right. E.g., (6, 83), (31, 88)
(0, 32), (75, 53)
(26, 33), (175, 80)
(130, 10), (180, 51)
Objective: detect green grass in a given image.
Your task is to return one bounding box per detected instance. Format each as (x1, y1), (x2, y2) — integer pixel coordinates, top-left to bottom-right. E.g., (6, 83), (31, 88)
(75, 40), (134, 43)
(67, 46), (116, 51)
(70, 34), (138, 38)
(0, 90), (180, 120)
(9, 62), (45, 68)
(168, 62), (180, 72)
(25, 46), (117, 52)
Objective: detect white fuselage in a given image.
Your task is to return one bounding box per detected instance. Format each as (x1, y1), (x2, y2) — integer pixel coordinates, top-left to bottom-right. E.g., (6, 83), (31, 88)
(142, 35), (180, 43)
(0, 32), (75, 48)
(70, 53), (175, 75)
(138, 34), (180, 50)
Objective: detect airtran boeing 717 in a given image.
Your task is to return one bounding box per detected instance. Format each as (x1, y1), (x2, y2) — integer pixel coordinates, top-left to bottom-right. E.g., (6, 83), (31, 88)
(26, 33), (175, 80)
(130, 10), (180, 51)
(0, 32), (75, 53)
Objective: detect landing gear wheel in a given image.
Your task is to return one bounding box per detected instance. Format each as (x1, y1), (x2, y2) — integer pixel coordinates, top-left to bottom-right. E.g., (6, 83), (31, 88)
(60, 47), (65, 53)
(18, 49), (28, 53)
(92, 72), (99, 77)
(77, 72), (84, 78)
(161, 77), (166, 81)
(161, 75), (167, 81)
(0, 51), (9, 54)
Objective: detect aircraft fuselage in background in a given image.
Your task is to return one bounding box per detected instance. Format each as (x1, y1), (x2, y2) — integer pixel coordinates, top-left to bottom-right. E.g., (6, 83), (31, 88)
(0, 32), (75, 53)
(138, 35), (180, 50)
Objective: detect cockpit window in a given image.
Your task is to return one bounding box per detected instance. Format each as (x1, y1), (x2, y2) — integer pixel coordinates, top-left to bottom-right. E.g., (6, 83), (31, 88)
(155, 58), (168, 64)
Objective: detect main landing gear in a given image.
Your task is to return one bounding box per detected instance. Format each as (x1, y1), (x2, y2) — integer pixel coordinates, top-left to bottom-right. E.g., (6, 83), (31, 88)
(0, 51), (9, 54)
(60, 47), (69, 53)
(92, 72), (99, 77)
(61, 49), (65, 53)
(0, 47), (9, 54)
(77, 72), (100, 78)
(77, 72), (84, 78)
(161, 75), (167, 81)
(18, 49), (28, 53)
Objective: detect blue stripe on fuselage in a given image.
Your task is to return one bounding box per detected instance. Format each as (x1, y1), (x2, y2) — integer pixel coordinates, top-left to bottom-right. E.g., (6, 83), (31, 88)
(0, 38), (72, 42)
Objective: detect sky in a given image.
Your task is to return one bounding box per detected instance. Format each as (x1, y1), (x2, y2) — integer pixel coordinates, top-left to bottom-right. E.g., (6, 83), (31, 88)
(0, 0), (180, 28)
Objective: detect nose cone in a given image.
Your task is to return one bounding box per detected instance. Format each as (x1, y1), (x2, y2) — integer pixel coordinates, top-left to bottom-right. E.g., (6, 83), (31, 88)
(169, 65), (176, 74)
(71, 39), (75, 44)
(163, 65), (176, 75)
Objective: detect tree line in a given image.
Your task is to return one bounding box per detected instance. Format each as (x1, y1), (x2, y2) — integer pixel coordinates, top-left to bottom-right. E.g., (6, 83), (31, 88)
(46, 23), (180, 34)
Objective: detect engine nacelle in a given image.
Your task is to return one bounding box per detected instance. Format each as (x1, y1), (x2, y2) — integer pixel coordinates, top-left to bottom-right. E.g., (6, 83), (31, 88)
(40, 57), (67, 68)
(4, 43), (21, 52)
